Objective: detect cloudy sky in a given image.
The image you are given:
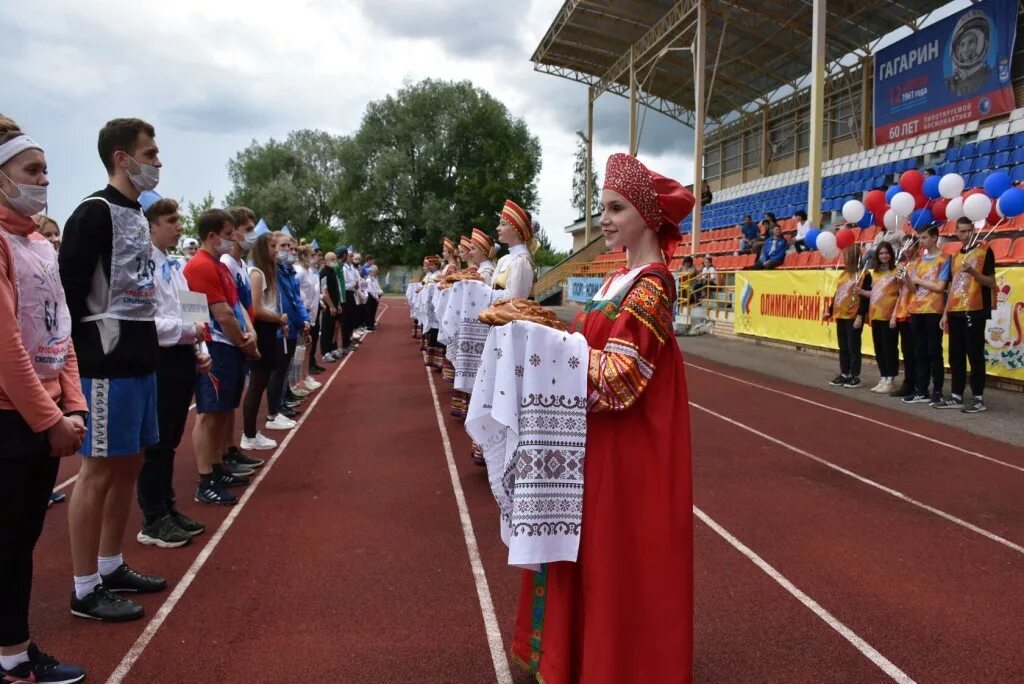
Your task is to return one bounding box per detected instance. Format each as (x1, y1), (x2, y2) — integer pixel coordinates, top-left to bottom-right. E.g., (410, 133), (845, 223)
(3, 0), (696, 253)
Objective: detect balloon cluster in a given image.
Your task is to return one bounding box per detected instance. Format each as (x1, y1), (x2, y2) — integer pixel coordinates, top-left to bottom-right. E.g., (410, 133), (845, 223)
(842, 167), (1024, 238)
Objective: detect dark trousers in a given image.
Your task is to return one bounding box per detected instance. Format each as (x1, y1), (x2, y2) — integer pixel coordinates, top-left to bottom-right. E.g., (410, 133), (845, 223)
(320, 309), (337, 355)
(366, 295), (380, 329)
(947, 311), (987, 398)
(911, 313), (944, 396)
(308, 315), (321, 370)
(793, 239), (808, 253)
(836, 318), (863, 377)
(753, 259), (781, 270)
(0, 411), (59, 646)
(269, 337), (297, 410)
(138, 345), (196, 524)
(871, 322), (900, 378)
(896, 320), (916, 389)
(341, 292), (357, 348)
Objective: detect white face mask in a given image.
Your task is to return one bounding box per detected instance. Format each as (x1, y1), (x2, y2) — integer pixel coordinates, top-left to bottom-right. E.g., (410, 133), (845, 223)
(0, 170), (47, 216)
(216, 237), (233, 255)
(287, 252), (298, 264)
(239, 231), (257, 250)
(124, 154), (160, 192)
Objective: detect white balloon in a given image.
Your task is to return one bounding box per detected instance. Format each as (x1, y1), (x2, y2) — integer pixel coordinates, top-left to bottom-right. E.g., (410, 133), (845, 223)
(996, 196), (1005, 218)
(945, 196), (965, 220)
(891, 191), (916, 218)
(938, 173), (965, 200)
(816, 231), (839, 259)
(841, 199), (865, 224)
(963, 193), (992, 222)
(883, 208), (900, 231)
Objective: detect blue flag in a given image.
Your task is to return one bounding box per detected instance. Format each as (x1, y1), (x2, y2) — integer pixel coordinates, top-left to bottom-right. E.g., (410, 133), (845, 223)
(310, 239), (320, 250)
(253, 219), (270, 236)
(138, 190), (161, 212)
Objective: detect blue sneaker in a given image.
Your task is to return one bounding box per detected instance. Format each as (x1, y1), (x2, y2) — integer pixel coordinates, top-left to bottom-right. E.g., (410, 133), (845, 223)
(1, 643), (85, 683)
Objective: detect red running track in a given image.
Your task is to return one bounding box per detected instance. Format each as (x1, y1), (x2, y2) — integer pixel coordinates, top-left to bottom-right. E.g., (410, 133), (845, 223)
(25, 298), (1024, 682)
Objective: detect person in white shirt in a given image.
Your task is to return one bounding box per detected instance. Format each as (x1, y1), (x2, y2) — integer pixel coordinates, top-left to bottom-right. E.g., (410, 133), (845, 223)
(364, 264), (383, 330)
(491, 199), (537, 301)
(136, 197), (212, 548)
(696, 255), (717, 302)
(294, 245), (325, 385)
(792, 210), (811, 253)
(338, 248), (361, 351)
(468, 227), (496, 285)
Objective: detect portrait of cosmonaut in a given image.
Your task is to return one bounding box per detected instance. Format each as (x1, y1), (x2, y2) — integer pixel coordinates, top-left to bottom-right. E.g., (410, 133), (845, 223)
(946, 10), (993, 96)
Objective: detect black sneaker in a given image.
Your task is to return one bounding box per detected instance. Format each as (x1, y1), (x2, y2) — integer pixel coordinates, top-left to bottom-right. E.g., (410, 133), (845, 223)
(196, 479), (238, 505)
(962, 398), (987, 414)
(101, 563), (167, 594)
(828, 375), (848, 386)
(215, 466), (249, 488)
(0, 644), (86, 684)
(279, 405), (299, 418)
(136, 514), (192, 549)
(225, 461), (255, 477)
(928, 393), (945, 407)
(842, 376), (862, 389)
(890, 384), (915, 398)
(70, 585), (143, 622)
(902, 394), (931, 404)
(226, 446), (264, 469)
(169, 509), (205, 537)
(308, 366), (324, 375)
(932, 396), (964, 410)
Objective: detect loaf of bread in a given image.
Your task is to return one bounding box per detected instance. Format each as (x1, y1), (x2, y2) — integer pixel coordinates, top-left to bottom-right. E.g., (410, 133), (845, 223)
(478, 300), (566, 331)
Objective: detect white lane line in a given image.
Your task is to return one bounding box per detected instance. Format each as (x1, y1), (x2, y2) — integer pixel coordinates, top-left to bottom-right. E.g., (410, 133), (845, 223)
(106, 305), (387, 684)
(694, 506), (916, 684)
(423, 356), (512, 684)
(692, 402), (1024, 557)
(54, 474), (78, 492)
(687, 362), (1024, 475)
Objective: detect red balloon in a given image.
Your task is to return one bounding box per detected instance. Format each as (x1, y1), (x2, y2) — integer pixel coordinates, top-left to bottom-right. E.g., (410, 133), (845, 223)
(835, 229), (856, 249)
(987, 206), (1001, 225)
(964, 187), (986, 199)
(914, 193), (928, 210)
(932, 198), (949, 222)
(900, 169), (924, 195)
(864, 190), (888, 217)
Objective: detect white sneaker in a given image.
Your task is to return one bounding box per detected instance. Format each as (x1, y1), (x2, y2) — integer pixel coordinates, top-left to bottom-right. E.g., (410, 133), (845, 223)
(265, 415), (297, 431)
(291, 386), (311, 397)
(869, 379), (886, 393)
(304, 377), (322, 391)
(240, 432), (278, 450)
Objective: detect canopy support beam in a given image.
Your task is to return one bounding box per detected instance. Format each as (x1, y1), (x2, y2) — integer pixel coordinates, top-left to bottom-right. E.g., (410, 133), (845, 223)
(807, 0), (827, 226)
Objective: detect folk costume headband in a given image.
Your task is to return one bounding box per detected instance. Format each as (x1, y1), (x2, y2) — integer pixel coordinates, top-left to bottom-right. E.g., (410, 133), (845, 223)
(443, 237), (457, 255)
(602, 153), (695, 261)
(500, 200), (532, 243)
(459, 235), (472, 252)
(470, 227), (493, 253)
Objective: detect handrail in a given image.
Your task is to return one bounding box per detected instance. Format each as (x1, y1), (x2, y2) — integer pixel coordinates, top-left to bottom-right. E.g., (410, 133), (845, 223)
(532, 235), (609, 298)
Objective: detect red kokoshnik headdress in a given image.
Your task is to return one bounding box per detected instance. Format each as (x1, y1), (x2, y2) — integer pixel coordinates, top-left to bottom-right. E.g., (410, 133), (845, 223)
(602, 153), (695, 262)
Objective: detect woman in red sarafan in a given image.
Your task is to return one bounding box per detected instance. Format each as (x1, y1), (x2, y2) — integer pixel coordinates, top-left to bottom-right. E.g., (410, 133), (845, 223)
(511, 153), (695, 683)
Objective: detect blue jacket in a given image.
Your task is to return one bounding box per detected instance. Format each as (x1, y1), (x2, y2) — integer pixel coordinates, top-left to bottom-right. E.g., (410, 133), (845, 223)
(741, 222), (760, 241)
(276, 263), (309, 340)
(760, 238), (787, 263)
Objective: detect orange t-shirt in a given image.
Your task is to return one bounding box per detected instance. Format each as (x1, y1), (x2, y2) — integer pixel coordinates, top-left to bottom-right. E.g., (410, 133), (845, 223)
(832, 271), (863, 320)
(907, 253), (948, 315)
(868, 269), (901, 322)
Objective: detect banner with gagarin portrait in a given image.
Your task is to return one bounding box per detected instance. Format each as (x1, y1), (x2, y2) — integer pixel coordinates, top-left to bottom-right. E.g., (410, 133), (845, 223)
(873, 0), (1018, 145)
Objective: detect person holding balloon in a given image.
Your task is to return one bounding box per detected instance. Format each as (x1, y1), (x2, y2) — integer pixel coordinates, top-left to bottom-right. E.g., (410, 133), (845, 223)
(888, 242), (919, 398)
(936, 217), (996, 413)
(823, 245), (869, 388)
(863, 241), (901, 394)
(901, 225), (949, 406)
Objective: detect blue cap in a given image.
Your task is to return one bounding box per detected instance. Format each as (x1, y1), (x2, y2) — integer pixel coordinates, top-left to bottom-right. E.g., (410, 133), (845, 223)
(281, 225), (293, 238)
(253, 219), (270, 236)
(310, 239), (320, 250)
(139, 190), (161, 212)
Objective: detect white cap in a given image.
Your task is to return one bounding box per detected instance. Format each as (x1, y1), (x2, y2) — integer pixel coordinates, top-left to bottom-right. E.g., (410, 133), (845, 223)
(182, 238), (199, 248)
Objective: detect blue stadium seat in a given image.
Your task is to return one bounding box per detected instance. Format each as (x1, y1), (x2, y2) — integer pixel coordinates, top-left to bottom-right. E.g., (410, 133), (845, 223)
(1011, 147), (1024, 164)
(993, 135), (1013, 152)
(956, 159), (973, 174)
(939, 162), (957, 175)
(977, 139), (994, 156)
(1013, 132), (1024, 149)
(1012, 165), (1024, 183)
(945, 147), (962, 162)
(992, 151), (1012, 168)
(961, 142), (978, 158)
(974, 154), (992, 170)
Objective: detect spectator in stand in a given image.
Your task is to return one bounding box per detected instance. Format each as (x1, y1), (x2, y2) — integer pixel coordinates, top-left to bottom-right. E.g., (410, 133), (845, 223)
(701, 181), (712, 206)
(676, 256), (696, 304)
(739, 214), (761, 254)
(753, 224), (787, 269)
(135, 197), (212, 549)
(824, 244), (869, 388)
(696, 255), (717, 301)
(60, 117), (167, 622)
(0, 115), (88, 683)
(924, 168), (936, 177)
(183, 209), (260, 505)
(32, 214), (61, 252)
(792, 210), (811, 252)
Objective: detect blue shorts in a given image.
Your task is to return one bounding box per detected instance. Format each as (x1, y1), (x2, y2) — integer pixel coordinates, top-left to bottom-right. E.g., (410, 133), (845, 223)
(81, 374), (159, 457)
(195, 342), (247, 414)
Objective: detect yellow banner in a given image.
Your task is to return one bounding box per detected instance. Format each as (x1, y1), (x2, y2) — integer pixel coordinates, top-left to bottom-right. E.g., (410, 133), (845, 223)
(734, 269), (1024, 382)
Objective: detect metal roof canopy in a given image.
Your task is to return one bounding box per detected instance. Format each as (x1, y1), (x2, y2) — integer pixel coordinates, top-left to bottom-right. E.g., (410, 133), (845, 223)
(532, 0), (947, 129)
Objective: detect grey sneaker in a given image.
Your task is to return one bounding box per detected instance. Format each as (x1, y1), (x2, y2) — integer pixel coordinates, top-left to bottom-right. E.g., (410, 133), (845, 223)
(136, 514), (192, 548)
(962, 398), (986, 414)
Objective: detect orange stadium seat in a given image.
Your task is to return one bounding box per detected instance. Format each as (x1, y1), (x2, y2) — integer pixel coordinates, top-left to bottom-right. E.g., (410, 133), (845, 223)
(942, 241), (963, 257)
(857, 226), (878, 243)
(781, 252), (800, 269)
(1008, 236), (1024, 264)
(990, 237), (1012, 264)
(794, 251), (812, 268)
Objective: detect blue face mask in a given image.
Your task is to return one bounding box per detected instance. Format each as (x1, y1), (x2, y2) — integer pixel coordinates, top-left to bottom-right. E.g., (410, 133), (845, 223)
(276, 250), (290, 264)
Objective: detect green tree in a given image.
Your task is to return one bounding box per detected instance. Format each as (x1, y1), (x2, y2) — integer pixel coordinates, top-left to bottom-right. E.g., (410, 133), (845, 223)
(225, 129), (346, 242)
(336, 79), (542, 264)
(531, 223), (570, 267)
(571, 138), (599, 219)
(178, 191), (215, 240)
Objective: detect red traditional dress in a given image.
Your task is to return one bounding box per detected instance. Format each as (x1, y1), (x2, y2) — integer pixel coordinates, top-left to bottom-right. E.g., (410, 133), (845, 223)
(511, 261), (693, 683)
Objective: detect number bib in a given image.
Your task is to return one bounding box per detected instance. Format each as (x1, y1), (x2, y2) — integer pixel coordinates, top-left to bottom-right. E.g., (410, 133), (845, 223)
(4, 231), (72, 379)
(79, 197), (157, 322)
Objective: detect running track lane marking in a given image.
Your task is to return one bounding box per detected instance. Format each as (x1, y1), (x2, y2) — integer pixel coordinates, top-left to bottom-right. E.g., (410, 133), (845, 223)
(105, 305), (388, 684)
(691, 402), (1024, 557)
(694, 506), (916, 684)
(422, 356), (513, 684)
(687, 362), (1024, 476)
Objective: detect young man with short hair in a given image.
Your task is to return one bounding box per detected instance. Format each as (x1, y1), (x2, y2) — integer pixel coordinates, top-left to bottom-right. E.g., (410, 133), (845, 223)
(59, 118), (166, 622)
(792, 210), (811, 252)
(135, 197), (212, 549)
(319, 251), (342, 362)
(937, 217), (996, 412)
(183, 210), (260, 505)
(753, 224), (788, 269)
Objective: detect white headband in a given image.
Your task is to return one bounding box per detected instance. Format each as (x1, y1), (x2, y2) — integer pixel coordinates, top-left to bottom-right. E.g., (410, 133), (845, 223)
(0, 135), (44, 167)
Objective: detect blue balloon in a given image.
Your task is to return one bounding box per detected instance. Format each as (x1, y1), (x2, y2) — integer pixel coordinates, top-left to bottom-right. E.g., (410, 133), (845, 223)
(909, 208), (933, 231)
(804, 228), (821, 250)
(983, 171), (1012, 199)
(998, 187), (1024, 218)
(885, 185), (901, 203)
(923, 175), (942, 200)
(857, 211), (874, 229)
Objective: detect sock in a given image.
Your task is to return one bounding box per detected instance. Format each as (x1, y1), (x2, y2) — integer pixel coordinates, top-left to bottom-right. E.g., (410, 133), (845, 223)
(0, 650), (29, 670)
(73, 572), (102, 599)
(952, 393), (963, 402)
(97, 553), (124, 577)
(976, 395), (983, 402)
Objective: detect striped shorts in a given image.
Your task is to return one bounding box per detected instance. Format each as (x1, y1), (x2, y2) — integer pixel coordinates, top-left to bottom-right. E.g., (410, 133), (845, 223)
(80, 374), (159, 457)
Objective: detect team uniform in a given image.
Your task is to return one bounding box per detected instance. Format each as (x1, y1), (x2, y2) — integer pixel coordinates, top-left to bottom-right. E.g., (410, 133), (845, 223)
(904, 251), (949, 404)
(940, 242), (996, 412)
